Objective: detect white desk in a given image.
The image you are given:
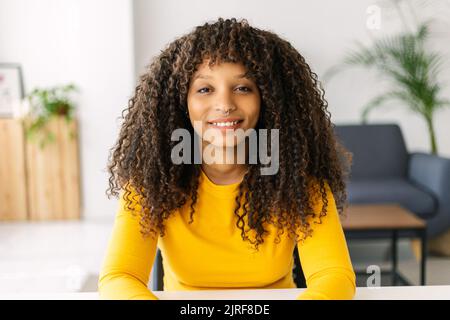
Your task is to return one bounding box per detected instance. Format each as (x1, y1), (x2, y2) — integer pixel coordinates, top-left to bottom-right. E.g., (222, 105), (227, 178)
(0, 286), (450, 300)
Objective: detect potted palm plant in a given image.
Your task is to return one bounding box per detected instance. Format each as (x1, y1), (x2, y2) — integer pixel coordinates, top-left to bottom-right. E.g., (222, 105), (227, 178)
(325, 18), (449, 155)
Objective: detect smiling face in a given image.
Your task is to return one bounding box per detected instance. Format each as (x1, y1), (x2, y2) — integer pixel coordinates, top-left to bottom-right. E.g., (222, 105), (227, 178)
(187, 59), (261, 148)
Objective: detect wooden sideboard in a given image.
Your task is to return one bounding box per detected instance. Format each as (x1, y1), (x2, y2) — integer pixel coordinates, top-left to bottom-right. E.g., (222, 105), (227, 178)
(0, 119), (28, 220)
(0, 117), (81, 221)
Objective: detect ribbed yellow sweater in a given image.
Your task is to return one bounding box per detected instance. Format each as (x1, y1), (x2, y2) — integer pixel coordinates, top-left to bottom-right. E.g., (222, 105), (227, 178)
(98, 170), (356, 300)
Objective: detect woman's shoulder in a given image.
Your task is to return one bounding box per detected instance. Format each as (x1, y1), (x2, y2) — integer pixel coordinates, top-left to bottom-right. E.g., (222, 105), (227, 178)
(306, 176), (333, 197)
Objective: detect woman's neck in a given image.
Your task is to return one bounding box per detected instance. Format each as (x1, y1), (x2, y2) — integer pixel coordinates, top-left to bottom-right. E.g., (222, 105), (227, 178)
(199, 138), (250, 185)
(201, 163), (247, 185)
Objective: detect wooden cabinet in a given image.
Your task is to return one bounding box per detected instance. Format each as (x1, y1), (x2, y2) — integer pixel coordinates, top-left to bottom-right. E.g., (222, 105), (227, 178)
(0, 119), (28, 220)
(0, 117), (81, 221)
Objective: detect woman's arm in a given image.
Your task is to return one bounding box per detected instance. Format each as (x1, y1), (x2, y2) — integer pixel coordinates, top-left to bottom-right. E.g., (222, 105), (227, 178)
(295, 182), (356, 300)
(98, 190), (159, 300)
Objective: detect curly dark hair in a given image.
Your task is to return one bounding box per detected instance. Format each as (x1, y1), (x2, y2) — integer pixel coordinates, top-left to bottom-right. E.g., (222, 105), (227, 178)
(106, 17), (352, 251)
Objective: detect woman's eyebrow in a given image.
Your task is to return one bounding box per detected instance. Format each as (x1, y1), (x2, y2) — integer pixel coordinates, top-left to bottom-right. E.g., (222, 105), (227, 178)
(193, 74), (211, 81)
(192, 73), (249, 82)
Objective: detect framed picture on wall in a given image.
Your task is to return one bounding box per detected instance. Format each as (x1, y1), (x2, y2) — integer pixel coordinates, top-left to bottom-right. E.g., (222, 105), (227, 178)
(0, 63), (25, 118)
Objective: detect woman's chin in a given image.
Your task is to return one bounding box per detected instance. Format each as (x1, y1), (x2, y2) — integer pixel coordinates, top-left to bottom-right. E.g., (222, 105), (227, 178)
(207, 134), (247, 148)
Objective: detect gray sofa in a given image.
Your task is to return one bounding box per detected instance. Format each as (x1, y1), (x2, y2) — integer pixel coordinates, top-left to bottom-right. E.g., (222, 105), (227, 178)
(335, 123), (450, 239)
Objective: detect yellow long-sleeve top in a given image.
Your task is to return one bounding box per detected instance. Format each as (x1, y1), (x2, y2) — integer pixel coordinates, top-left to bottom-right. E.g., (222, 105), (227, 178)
(98, 170), (356, 300)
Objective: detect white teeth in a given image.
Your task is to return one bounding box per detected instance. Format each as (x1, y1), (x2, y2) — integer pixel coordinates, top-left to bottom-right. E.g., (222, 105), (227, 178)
(211, 121), (240, 126)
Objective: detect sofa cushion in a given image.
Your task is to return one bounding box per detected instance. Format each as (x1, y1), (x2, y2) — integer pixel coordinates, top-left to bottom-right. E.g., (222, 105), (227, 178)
(335, 124), (409, 180)
(347, 178), (437, 219)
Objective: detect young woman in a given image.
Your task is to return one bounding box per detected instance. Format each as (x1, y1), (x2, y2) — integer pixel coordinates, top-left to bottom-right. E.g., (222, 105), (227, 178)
(98, 17), (356, 300)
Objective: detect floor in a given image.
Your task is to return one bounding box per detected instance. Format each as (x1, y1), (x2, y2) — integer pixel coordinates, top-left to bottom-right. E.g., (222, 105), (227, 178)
(0, 219), (450, 294)
(0, 219), (112, 293)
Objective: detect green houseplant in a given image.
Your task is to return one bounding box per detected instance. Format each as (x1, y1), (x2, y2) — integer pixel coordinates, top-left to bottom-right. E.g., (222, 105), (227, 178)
(24, 83), (78, 149)
(325, 6), (449, 155)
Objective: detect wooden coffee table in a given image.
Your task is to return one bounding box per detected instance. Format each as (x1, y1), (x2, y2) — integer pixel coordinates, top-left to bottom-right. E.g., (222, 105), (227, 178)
(340, 204), (427, 286)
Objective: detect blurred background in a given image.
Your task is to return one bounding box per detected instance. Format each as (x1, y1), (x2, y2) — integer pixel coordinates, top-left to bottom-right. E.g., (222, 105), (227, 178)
(0, 0), (449, 294)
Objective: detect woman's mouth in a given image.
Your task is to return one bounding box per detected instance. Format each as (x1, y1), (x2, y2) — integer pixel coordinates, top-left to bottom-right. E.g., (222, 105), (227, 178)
(207, 118), (244, 130)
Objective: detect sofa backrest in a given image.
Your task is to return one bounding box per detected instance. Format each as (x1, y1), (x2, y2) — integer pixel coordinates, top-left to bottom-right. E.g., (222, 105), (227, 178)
(334, 124), (409, 180)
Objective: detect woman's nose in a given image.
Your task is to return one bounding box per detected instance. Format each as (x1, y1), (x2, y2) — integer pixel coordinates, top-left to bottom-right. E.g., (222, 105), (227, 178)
(216, 105), (236, 115)
(214, 91), (236, 114)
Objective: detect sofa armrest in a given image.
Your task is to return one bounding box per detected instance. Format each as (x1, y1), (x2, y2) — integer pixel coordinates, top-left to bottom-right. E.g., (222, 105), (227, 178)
(408, 152), (450, 236)
(409, 152), (450, 198)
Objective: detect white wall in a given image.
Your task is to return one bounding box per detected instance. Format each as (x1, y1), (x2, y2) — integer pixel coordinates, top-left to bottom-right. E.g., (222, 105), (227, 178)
(0, 0), (135, 221)
(134, 0), (450, 157)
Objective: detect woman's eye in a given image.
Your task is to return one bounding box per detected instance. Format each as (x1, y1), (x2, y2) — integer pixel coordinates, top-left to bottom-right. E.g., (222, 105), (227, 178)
(197, 87), (209, 94)
(236, 86), (251, 93)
